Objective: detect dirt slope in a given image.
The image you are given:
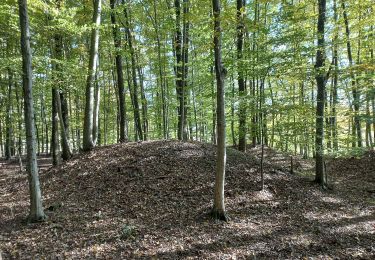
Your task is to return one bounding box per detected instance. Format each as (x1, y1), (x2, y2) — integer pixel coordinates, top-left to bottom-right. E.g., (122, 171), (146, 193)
(0, 140), (374, 259)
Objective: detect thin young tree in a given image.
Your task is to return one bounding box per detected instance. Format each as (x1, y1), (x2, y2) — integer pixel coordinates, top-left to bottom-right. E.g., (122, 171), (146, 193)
(314, 0), (327, 187)
(83, 0), (101, 151)
(18, 0), (46, 222)
(211, 0), (228, 221)
(237, 0), (246, 152)
(123, 1), (143, 141)
(110, 0), (127, 142)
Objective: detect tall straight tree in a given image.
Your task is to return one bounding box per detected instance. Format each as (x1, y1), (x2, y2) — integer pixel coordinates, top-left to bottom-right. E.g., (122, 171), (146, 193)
(53, 0), (72, 160)
(123, 1), (143, 141)
(237, 0), (246, 151)
(211, 0), (228, 221)
(174, 0), (182, 140)
(83, 0), (101, 151)
(341, 0), (362, 148)
(181, 0), (190, 140)
(314, 0), (327, 187)
(5, 67), (13, 160)
(18, 0), (46, 222)
(110, 0), (127, 142)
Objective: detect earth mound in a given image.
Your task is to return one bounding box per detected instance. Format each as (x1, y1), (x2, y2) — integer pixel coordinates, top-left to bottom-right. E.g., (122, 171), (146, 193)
(0, 140), (374, 259)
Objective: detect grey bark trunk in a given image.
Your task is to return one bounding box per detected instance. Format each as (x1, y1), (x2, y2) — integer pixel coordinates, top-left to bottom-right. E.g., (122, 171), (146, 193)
(51, 88), (60, 165)
(237, 0), (246, 152)
(314, 0), (327, 187)
(123, 2), (143, 141)
(18, 0), (46, 222)
(211, 0), (228, 221)
(5, 68), (13, 160)
(83, 0), (101, 151)
(341, 0), (362, 148)
(110, 0), (127, 142)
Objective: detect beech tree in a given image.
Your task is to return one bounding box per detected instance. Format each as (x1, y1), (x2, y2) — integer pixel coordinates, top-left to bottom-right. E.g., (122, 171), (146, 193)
(211, 0), (227, 221)
(83, 0), (101, 151)
(18, 0), (45, 222)
(314, 0), (327, 187)
(110, 0), (127, 143)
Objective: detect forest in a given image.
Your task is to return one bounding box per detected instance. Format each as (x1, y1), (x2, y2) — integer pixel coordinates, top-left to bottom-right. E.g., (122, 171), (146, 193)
(0, 0), (374, 258)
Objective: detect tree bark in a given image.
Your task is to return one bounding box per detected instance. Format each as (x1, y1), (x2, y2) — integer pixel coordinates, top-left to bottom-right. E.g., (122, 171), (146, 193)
(341, 0), (361, 148)
(92, 71), (100, 145)
(332, 0), (339, 151)
(314, 0), (327, 187)
(152, 0), (168, 139)
(51, 87), (60, 165)
(237, 0), (246, 152)
(18, 0), (46, 222)
(110, 0), (127, 142)
(53, 21), (72, 160)
(123, 1), (143, 141)
(211, 0), (228, 221)
(5, 68), (13, 160)
(83, 0), (101, 151)
(174, 0), (185, 140)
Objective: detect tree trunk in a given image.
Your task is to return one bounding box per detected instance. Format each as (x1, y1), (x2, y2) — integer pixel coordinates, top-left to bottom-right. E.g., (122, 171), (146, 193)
(51, 87), (60, 165)
(174, 0), (185, 140)
(211, 66), (217, 144)
(15, 82), (23, 156)
(5, 68), (13, 160)
(137, 63), (148, 140)
(92, 72), (101, 145)
(181, 0), (190, 140)
(83, 0), (101, 151)
(342, 0), (361, 148)
(332, 0), (339, 151)
(53, 23), (72, 160)
(211, 0), (228, 221)
(18, 0), (46, 222)
(237, 0), (246, 152)
(56, 90), (72, 160)
(152, 0), (167, 139)
(231, 76), (237, 147)
(123, 2), (143, 141)
(314, 0), (327, 187)
(110, 0), (127, 142)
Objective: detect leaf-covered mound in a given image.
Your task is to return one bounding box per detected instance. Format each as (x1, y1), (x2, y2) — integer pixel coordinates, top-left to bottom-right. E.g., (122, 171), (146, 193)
(0, 140), (374, 259)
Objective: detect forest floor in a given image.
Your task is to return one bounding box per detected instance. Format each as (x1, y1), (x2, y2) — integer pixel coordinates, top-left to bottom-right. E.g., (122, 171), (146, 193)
(0, 140), (374, 259)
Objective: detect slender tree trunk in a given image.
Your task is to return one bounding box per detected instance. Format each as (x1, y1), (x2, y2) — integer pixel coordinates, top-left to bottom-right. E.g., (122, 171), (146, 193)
(123, 2), (143, 141)
(152, 0), (167, 139)
(332, 0), (339, 151)
(15, 82), (23, 156)
(0, 120), (3, 157)
(315, 0), (327, 187)
(237, 0), (246, 152)
(342, 0), (361, 148)
(211, 0), (228, 221)
(18, 0), (46, 222)
(60, 91), (72, 159)
(5, 68), (13, 160)
(54, 26), (72, 160)
(137, 64), (148, 140)
(231, 76), (237, 147)
(174, 0), (185, 140)
(83, 0), (101, 151)
(211, 66), (217, 144)
(181, 0), (190, 140)
(92, 71), (100, 145)
(56, 90), (72, 160)
(110, 0), (127, 142)
(51, 88), (60, 165)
